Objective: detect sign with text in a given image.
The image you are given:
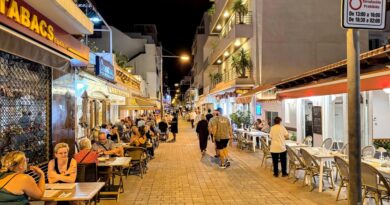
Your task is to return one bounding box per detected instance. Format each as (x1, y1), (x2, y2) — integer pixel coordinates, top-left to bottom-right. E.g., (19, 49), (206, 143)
(342, 0), (386, 29)
(95, 56), (115, 82)
(0, 0), (89, 63)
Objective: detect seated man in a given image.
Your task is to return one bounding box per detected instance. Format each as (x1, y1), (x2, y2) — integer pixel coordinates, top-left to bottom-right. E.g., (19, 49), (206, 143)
(92, 132), (124, 157)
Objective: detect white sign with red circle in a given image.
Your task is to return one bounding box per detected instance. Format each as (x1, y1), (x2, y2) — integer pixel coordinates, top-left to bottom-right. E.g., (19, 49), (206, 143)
(342, 0), (386, 29)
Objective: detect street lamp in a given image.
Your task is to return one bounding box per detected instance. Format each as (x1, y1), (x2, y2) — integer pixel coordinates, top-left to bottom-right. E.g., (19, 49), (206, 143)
(160, 53), (190, 119)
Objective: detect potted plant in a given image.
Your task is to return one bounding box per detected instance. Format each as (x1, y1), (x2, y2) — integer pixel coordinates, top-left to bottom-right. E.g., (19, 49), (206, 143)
(210, 73), (223, 85)
(231, 48), (252, 78)
(230, 110), (252, 128)
(232, 0), (248, 24)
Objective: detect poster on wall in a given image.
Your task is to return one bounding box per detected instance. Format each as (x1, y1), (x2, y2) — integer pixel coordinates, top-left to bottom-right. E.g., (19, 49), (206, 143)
(312, 106), (322, 135)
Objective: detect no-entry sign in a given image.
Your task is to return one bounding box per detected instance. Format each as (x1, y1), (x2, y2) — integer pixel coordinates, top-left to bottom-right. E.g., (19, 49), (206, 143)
(342, 0), (387, 29)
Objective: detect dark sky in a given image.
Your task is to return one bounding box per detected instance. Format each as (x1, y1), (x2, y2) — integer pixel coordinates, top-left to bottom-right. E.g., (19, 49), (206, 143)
(94, 0), (212, 91)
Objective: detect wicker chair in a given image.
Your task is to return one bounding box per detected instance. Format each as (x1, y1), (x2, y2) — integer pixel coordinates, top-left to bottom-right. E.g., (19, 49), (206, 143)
(321, 138), (333, 150)
(303, 136), (313, 146)
(361, 162), (390, 205)
(334, 156), (349, 201)
(300, 149), (335, 191)
(362, 145), (376, 158)
(125, 147), (148, 179)
(260, 138), (272, 168)
(286, 146), (306, 182)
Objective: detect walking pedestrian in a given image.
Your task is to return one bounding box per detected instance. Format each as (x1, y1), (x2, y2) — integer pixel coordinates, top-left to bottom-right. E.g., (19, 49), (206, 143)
(196, 114), (209, 155)
(210, 108), (233, 169)
(170, 113), (178, 142)
(190, 110), (196, 128)
(269, 117), (289, 177)
(205, 109), (213, 122)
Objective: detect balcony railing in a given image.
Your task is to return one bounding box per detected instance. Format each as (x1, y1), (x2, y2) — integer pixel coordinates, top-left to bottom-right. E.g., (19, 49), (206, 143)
(220, 11), (252, 39)
(210, 68), (252, 89)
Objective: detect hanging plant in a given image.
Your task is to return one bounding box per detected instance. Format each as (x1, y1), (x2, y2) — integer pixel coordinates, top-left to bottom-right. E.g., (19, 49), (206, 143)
(231, 48), (252, 78)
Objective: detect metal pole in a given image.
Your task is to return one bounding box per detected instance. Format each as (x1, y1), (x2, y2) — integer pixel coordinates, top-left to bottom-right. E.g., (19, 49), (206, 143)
(347, 29), (362, 205)
(160, 56), (164, 120)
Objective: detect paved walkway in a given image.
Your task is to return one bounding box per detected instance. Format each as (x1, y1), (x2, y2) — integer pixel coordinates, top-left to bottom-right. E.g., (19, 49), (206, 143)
(100, 119), (348, 205)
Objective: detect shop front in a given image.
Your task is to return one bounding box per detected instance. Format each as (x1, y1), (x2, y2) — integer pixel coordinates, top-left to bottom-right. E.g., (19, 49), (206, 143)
(0, 0), (91, 162)
(276, 45), (390, 148)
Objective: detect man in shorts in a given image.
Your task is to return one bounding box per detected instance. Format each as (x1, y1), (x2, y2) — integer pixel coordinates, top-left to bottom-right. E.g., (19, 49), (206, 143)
(210, 108), (233, 169)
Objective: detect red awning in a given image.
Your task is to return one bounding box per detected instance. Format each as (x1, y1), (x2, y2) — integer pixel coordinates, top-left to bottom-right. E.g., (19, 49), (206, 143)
(278, 69), (390, 99)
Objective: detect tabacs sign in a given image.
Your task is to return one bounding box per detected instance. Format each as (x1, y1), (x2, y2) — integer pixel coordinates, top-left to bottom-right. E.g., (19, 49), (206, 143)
(95, 56), (115, 82)
(342, 0), (387, 29)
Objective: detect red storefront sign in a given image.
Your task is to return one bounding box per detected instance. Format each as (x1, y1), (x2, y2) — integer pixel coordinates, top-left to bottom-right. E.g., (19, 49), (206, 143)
(0, 0), (89, 63)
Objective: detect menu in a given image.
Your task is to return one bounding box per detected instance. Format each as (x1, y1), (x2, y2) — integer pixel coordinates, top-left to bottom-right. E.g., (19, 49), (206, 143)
(312, 106), (322, 134)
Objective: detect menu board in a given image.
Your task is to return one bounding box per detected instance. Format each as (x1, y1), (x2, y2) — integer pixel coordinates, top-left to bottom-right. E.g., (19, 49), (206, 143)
(312, 106), (322, 134)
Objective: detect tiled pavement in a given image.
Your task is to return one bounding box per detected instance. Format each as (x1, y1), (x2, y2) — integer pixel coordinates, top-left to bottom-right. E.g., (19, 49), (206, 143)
(99, 119), (349, 205)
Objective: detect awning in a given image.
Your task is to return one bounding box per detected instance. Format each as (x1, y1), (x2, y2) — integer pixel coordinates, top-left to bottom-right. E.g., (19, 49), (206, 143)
(236, 84), (274, 104)
(278, 68), (390, 99)
(119, 97), (158, 110)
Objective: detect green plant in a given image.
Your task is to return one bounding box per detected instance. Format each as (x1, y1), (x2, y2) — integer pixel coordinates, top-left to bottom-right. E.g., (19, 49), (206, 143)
(373, 140), (390, 152)
(114, 52), (130, 69)
(209, 73), (223, 84)
(232, 0), (248, 24)
(207, 4), (216, 15)
(231, 49), (252, 78)
(87, 41), (99, 53)
(230, 110), (252, 128)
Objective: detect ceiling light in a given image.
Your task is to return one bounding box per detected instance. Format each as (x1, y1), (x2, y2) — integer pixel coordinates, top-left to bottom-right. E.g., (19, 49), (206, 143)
(224, 51), (229, 57)
(217, 59), (222, 64)
(90, 17), (101, 23)
(223, 11), (229, 18)
(216, 24), (222, 31)
(234, 39), (241, 47)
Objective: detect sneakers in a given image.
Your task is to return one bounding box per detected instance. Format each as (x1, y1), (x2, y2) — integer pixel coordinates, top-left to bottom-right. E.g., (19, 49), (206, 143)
(224, 161), (231, 168)
(281, 174), (288, 177)
(218, 164), (226, 169)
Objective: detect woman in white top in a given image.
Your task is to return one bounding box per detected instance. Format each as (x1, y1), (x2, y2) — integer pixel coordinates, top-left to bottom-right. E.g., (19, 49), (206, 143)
(269, 117), (289, 177)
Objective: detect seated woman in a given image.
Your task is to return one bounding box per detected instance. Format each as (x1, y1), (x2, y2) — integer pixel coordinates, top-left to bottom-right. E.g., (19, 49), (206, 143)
(130, 126), (147, 147)
(74, 138), (99, 164)
(107, 125), (121, 143)
(48, 143), (77, 184)
(0, 151), (45, 205)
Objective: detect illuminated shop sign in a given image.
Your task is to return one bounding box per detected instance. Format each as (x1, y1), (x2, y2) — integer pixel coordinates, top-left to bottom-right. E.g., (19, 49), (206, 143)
(0, 0), (89, 62)
(95, 56), (115, 82)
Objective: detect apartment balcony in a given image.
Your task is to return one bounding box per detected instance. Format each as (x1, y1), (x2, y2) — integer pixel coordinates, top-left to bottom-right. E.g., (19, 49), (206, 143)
(210, 12), (253, 64)
(209, 68), (254, 94)
(209, 0), (229, 34)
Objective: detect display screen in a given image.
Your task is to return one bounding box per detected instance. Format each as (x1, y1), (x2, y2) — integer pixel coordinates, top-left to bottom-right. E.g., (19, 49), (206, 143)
(256, 103), (262, 115)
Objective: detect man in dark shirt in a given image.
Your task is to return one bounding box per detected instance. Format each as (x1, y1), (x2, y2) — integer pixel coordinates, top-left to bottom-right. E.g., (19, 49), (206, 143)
(206, 109), (213, 122)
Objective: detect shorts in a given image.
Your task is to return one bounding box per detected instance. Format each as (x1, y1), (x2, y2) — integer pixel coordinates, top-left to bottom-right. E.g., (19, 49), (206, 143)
(216, 139), (229, 150)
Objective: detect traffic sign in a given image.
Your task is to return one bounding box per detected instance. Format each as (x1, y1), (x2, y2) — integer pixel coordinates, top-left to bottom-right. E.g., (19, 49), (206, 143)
(342, 0), (387, 29)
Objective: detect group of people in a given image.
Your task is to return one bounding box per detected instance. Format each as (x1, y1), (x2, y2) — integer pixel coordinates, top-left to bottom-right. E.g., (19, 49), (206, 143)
(195, 108), (233, 169)
(193, 107), (291, 176)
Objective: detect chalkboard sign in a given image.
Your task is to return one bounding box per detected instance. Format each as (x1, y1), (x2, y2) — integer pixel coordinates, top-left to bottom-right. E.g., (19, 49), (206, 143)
(312, 106), (322, 134)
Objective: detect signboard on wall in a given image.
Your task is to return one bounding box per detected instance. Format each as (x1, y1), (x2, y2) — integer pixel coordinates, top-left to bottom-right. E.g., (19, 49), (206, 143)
(342, 0), (386, 29)
(95, 56), (115, 82)
(312, 106), (322, 134)
(0, 0), (89, 62)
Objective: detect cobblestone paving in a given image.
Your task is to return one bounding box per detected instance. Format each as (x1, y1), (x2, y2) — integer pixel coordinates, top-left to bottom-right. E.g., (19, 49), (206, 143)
(100, 119), (348, 205)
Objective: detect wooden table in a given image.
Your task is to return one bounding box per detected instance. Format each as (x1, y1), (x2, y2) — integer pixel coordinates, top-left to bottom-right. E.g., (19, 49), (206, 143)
(302, 147), (345, 192)
(41, 182), (104, 201)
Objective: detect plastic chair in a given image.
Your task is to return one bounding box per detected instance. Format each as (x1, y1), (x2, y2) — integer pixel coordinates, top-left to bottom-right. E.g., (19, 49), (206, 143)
(334, 156), (349, 201)
(321, 138), (333, 150)
(361, 162), (390, 205)
(361, 145), (376, 158)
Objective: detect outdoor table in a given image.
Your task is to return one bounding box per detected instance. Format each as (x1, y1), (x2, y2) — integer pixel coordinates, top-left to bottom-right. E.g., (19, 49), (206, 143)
(41, 182), (104, 201)
(362, 158), (390, 176)
(97, 157), (131, 195)
(302, 147), (345, 192)
(285, 140), (308, 149)
(244, 131), (270, 152)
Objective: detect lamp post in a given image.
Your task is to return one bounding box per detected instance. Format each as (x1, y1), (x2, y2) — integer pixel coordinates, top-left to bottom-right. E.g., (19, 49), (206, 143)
(160, 54), (190, 120)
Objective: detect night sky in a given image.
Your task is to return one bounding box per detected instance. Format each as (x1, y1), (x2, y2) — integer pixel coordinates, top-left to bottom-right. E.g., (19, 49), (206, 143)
(94, 0), (212, 90)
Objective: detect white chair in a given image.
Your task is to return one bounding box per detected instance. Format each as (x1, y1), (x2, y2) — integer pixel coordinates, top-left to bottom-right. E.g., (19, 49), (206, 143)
(361, 145), (375, 158)
(321, 138), (333, 150)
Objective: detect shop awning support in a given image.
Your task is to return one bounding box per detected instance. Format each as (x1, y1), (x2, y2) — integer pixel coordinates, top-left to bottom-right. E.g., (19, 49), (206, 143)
(347, 29), (362, 205)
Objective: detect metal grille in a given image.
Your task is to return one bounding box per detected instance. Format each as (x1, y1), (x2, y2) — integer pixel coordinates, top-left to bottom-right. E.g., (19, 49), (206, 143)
(0, 51), (51, 165)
